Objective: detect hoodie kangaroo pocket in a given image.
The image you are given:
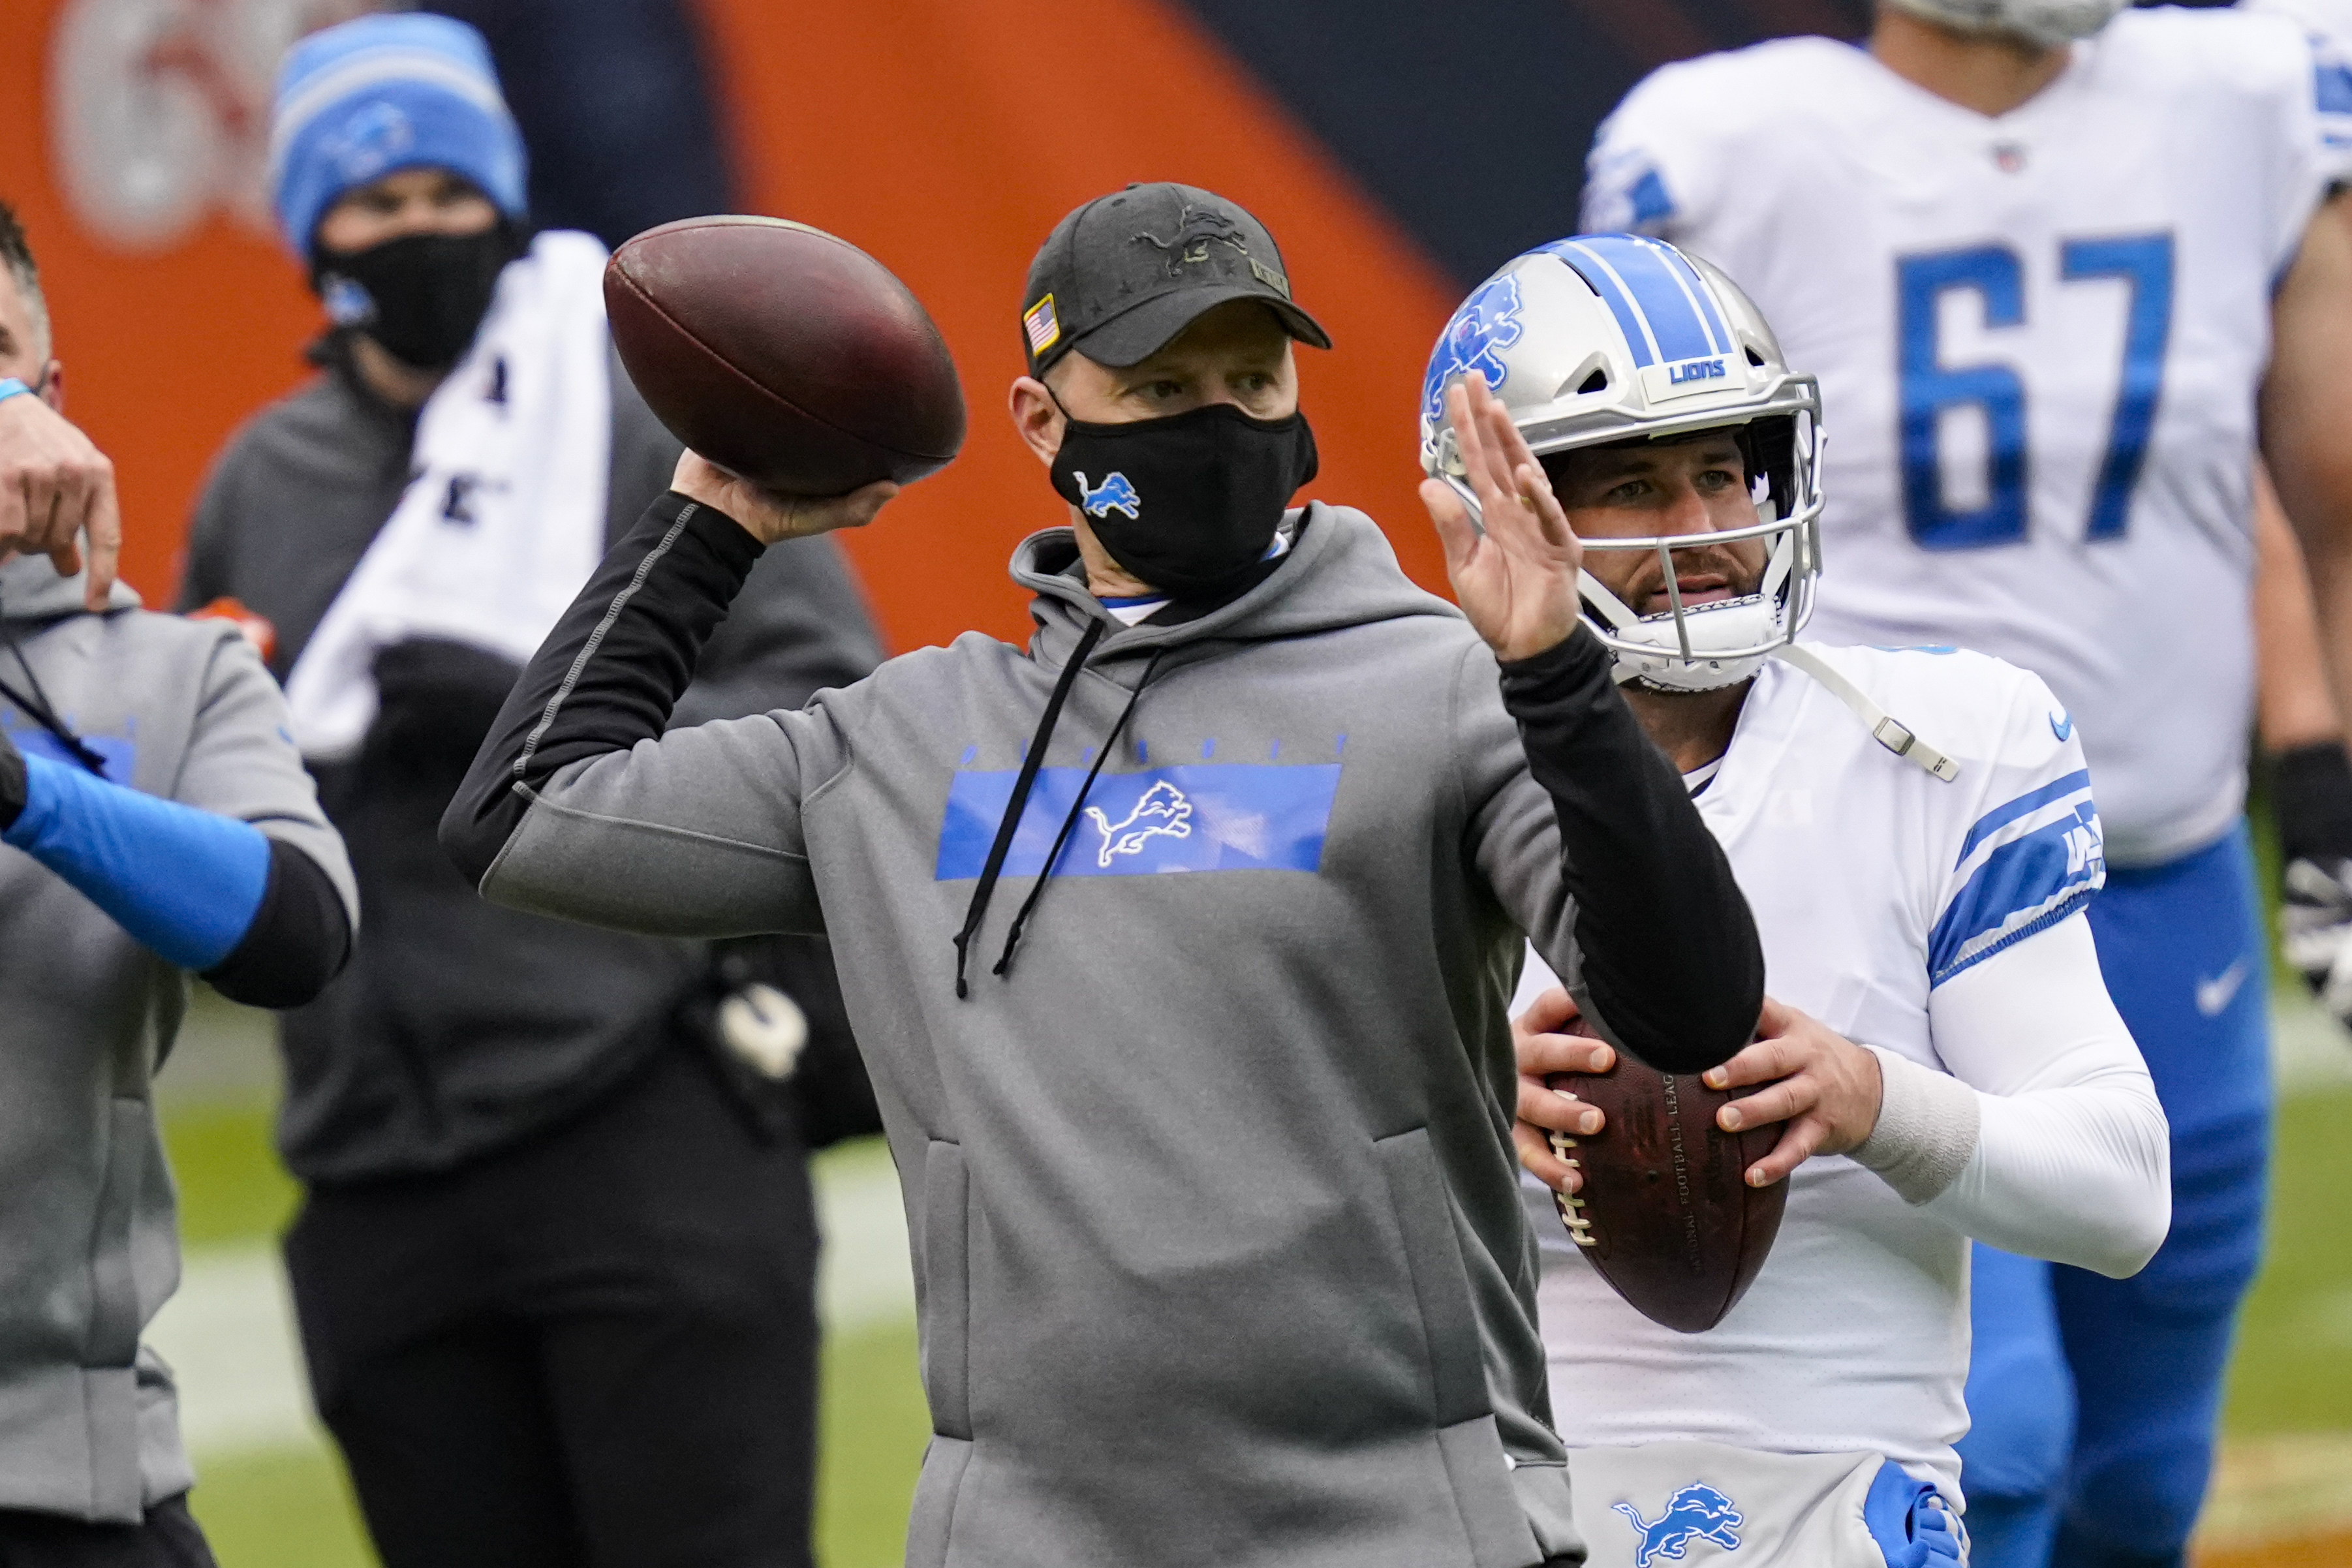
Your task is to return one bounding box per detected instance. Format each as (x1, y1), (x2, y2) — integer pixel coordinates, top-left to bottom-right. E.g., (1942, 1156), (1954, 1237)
(85, 1098), (150, 1368)
(1378, 1128), (1543, 1567)
(918, 1139), (972, 1441)
(1374, 1127), (1487, 1427)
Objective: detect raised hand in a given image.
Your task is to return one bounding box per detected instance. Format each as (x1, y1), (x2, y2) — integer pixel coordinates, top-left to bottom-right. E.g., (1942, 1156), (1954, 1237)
(672, 450), (897, 547)
(1418, 374), (1583, 662)
(0, 393), (121, 610)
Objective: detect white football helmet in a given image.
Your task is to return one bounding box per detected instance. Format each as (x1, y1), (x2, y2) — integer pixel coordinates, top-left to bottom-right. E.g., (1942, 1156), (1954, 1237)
(1880, 0), (2126, 47)
(1419, 233), (1823, 694)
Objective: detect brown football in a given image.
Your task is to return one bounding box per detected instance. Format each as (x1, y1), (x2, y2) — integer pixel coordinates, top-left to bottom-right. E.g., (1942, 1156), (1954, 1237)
(604, 216), (966, 496)
(1545, 1017), (1786, 1333)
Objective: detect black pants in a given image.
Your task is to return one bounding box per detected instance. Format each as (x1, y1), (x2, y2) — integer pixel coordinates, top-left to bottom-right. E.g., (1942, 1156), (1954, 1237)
(285, 1043), (821, 1568)
(0, 1498), (215, 1568)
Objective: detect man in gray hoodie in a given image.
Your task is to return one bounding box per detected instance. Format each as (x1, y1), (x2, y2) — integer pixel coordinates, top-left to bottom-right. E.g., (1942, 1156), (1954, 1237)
(444, 183), (1765, 1568)
(0, 199), (356, 1565)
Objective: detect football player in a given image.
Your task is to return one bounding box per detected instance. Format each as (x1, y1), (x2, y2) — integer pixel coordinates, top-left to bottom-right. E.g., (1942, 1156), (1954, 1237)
(1573, 4), (2352, 1562)
(1425, 233), (2171, 1567)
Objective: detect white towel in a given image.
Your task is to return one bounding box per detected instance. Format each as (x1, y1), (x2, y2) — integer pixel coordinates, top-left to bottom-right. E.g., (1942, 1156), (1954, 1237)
(286, 230), (613, 760)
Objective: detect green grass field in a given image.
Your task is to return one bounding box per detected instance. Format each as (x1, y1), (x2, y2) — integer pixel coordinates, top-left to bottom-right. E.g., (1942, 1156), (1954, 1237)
(158, 1012), (2352, 1565)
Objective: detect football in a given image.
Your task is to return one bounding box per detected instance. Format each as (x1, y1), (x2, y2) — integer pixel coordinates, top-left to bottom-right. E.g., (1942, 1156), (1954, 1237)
(1545, 1017), (1786, 1334)
(604, 215), (967, 496)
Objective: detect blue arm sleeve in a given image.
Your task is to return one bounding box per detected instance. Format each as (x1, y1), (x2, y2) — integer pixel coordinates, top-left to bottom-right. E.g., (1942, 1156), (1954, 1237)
(3, 752), (273, 971)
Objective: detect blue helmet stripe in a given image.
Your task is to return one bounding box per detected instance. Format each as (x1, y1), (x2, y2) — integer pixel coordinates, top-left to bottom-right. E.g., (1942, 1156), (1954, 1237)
(1546, 240), (1659, 367)
(1648, 239), (1732, 354)
(1553, 234), (1722, 365)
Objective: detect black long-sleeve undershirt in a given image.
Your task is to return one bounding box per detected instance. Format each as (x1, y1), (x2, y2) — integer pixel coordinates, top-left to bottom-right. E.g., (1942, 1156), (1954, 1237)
(1498, 634), (1762, 1073)
(203, 838), (354, 1009)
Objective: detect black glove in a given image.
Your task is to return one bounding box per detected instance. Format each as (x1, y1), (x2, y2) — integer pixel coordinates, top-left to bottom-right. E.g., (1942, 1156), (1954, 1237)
(2274, 741), (2352, 1029)
(0, 722), (23, 831)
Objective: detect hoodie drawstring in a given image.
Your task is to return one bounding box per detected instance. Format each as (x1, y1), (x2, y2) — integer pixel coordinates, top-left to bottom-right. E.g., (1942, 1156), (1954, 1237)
(953, 618), (1106, 997)
(990, 645), (1166, 981)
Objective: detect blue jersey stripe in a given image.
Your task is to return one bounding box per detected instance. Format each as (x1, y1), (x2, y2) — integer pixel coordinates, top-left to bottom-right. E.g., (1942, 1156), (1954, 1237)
(1930, 812), (2101, 985)
(1955, 769), (2092, 867)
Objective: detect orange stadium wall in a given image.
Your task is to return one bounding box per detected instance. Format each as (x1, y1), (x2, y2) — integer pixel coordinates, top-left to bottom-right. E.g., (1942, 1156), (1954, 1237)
(2, 0), (1459, 652)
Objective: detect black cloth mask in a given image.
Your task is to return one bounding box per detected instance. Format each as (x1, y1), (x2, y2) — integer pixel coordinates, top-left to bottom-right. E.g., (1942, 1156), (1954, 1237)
(1049, 401), (1318, 599)
(311, 225), (521, 372)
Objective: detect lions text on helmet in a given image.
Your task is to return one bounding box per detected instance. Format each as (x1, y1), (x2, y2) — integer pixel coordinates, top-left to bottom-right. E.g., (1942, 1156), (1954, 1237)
(1419, 233), (1824, 697)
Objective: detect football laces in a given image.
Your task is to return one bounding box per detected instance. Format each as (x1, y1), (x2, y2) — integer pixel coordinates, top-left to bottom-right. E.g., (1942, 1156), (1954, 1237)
(1547, 1130), (1596, 1248)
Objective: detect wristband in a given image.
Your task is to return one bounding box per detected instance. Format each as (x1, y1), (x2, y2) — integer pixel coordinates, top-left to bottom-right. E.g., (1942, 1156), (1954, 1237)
(0, 378), (29, 407)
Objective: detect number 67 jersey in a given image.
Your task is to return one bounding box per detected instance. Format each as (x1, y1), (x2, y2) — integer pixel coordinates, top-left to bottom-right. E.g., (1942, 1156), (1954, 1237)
(1584, 8), (2349, 867)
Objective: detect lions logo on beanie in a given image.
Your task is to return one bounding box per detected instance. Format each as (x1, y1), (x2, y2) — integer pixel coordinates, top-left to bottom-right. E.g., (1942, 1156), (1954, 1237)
(268, 13), (529, 258)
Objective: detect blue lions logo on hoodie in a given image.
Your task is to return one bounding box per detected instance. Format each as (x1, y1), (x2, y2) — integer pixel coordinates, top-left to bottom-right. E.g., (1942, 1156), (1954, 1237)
(1612, 1483), (1744, 1565)
(1422, 272), (1524, 429)
(1074, 471), (1141, 519)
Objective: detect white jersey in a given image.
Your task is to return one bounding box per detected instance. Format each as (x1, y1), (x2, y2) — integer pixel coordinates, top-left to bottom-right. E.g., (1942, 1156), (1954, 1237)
(1519, 645), (2113, 1499)
(1582, 10), (2342, 866)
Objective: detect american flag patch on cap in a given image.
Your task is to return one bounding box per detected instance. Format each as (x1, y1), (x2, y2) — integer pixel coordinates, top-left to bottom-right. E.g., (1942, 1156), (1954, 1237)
(1023, 294), (1060, 356)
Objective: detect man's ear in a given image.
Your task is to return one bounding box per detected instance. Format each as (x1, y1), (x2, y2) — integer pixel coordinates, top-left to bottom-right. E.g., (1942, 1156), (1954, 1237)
(1008, 375), (1063, 467)
(36, 360), (62, 415)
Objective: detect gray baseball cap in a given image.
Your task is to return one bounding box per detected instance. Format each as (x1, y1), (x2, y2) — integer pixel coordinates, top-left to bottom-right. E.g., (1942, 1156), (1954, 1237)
(1019, 183), (1333, 377)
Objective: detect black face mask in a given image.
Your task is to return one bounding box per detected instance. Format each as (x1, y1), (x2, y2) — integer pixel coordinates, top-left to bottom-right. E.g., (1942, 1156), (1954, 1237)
(311, 225), (521, 371)
(1049, 401), (1319, 599)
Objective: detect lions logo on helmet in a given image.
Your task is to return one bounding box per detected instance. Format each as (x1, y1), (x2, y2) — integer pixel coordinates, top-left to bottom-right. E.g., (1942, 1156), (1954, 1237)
(1421, 232), (1825, 696)
(1419, 273), (1524, 431)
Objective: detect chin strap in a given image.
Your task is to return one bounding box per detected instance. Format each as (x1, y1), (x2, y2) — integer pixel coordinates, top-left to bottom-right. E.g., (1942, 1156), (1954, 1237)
(1772, 644), (1961, 783)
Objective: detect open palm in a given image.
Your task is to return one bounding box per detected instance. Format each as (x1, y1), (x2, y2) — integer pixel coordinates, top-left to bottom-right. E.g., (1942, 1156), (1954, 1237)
(1419, 375), (1583, 662)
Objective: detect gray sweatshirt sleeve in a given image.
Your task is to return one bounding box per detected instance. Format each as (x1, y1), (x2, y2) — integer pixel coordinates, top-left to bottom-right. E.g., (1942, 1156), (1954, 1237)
(173, 628), (357, 923)
(444, 493), (842, 938)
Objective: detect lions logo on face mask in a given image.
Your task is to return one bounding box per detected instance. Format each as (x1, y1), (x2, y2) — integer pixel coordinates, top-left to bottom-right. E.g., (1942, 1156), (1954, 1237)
(1074, 472), (1142, 519)
(1421, 273), (1524, 429)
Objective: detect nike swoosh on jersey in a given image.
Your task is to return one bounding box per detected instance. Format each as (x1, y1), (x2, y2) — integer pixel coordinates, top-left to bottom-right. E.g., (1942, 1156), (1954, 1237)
(2049, 711), (2073, 742)
(2195, 958), (2248, 1018)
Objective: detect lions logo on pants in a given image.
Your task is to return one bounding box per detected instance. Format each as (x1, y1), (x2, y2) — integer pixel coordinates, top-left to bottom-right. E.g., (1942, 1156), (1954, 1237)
(1612, 1483), (1744, 1565)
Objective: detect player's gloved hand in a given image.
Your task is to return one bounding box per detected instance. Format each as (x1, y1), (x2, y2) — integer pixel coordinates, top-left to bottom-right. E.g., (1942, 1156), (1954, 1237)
(1705, 996), (1883, 1188)
(1510, 985), (1615, 1194)
(2273, 741), (2352, 1032)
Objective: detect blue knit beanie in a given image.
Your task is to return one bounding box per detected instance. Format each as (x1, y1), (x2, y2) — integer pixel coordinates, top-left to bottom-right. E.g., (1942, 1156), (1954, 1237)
(269, 13), (529, 258)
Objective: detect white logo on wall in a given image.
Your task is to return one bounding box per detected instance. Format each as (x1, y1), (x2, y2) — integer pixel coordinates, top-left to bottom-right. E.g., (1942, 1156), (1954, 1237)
(48, 0), (382, 251)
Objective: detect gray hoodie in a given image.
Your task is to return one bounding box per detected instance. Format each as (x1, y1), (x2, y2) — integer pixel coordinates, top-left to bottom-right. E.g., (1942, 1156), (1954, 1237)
(444, 495), (1764, 1568)
(0, 555), (356, 1523)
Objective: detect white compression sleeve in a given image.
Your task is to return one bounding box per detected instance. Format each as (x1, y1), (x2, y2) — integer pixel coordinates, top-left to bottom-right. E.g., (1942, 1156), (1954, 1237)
(1855, 912), (2171, 1278)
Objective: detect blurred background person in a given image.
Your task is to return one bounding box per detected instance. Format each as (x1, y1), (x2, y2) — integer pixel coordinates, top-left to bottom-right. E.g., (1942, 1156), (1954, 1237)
(174, 15), (883, 1567)
(416, 0), (737, 249)
(1, 198), (354, 1567)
